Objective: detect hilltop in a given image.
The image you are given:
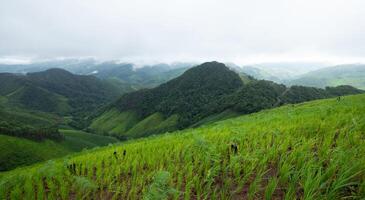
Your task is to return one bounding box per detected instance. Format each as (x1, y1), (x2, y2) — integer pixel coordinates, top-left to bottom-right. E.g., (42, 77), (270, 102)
(90, 62), (363, 139)
(1, 94), (364, 199)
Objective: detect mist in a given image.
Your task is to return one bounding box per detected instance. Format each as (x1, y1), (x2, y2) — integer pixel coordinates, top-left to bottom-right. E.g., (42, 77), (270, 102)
(1, 0), (365, 65)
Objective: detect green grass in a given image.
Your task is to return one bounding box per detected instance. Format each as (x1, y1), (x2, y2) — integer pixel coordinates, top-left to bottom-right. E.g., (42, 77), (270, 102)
(1, 94), (365, 199)
(60, 129), (119, 151)
(89, 109), (139, 135)
(0, 130), (118, 171)
(0, 134), (70, 171)
(125, 113), (178, 138)
(90, 110), (179, 139)
(192, 109), (239, 128)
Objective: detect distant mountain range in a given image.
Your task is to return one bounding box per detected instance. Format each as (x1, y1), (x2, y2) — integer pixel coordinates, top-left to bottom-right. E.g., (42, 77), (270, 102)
(238, 62), (328, 81)
(0, 59), (195, 89)
(286, 64), (365, 90)
(89, 62), (363, 139)
(2, 59), (365, 90)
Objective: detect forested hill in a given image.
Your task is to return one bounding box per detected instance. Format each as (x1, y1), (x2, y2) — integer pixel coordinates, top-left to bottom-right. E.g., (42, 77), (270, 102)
(0, 68), (125, 129)
(113, 61), (243, 127)
(90, 62), (364, 139)
(0, 69), (125, 170)
(26, 68), (121, 115)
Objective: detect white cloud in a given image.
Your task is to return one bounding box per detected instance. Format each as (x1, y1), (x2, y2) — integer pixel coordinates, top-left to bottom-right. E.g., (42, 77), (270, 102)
(1, 0), (365, 64)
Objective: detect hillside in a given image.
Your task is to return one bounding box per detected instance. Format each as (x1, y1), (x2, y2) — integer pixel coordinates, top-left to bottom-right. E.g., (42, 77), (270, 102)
(1, 94), (364, 199)
(287, 64), (365, 89)
(90, 62), (363, 139)
(0, 129), (118, 171)
(90, 62), (244, 138)
(0, 68), (124, 129)
(0, 105), (64, 141)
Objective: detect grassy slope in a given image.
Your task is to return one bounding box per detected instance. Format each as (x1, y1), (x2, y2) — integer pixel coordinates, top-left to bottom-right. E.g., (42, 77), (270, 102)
(89, 109), (139, 135)
(0, 92), (62, 128)
(60, 130), (119, 151)
(6, 85), (72, 114)
(0, 130), (118, 171)
(191, 109), (240, 128)
(90, 110), (179, 138)
(1, 94), (365, 199)
(125, 113), (178, 138)
(0, 135), (70, 171)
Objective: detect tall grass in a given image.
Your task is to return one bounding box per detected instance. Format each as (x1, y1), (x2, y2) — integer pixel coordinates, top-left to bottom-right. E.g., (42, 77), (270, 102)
(1, 94), (365, 199)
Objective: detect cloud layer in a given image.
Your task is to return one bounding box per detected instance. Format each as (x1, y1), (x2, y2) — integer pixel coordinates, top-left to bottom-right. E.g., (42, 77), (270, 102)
(1, 0), (365, 64)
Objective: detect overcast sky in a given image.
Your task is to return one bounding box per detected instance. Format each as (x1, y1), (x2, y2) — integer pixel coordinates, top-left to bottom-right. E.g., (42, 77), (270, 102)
(1, 0), (365, 64)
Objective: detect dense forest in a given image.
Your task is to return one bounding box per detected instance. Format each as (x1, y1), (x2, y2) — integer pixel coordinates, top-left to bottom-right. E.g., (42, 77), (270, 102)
(0, 121), (62, 141)
(91, 62), (364, 138)
(0, 68), (128, 129)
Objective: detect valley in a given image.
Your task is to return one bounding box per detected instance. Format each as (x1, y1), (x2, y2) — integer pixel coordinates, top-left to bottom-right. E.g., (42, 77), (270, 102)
(0, 61), (364, 199)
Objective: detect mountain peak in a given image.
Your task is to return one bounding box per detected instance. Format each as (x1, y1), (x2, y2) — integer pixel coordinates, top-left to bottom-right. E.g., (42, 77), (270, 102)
(166, 61), (243, 91)
(27, 68), (74, 77)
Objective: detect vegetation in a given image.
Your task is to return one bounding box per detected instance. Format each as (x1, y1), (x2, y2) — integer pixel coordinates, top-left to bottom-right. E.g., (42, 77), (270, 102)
(1, 94), (364, 199)
(90, 62), (191, 89)
(287, 64), (365, 90)
(60, 130), (119, 152)
(0, 135), (70, 171)
(0, 121), (62, 141)
(0, 106), (63, 141)
(0, 130), (118, 171)
(91, 62), (363, 138)
(0, 68), (126, 129)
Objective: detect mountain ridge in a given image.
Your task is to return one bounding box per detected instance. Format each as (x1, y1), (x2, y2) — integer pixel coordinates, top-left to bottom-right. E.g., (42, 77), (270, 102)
(90, 61), (363, 139)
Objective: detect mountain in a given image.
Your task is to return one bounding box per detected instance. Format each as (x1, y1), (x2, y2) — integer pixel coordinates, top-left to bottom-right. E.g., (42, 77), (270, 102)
(287, 64), (365, 89)
(0, 68), (125, 129)
(240, 66), (281, 82)
(85, 62), (193, 89)
(2, 93), (365, 199)
(90, 62), (363, 139)
(0, 59), (195, 89)
(235, 62), (329, 83)
(0, 59), (97, 74)
(89, 62), (243, 138)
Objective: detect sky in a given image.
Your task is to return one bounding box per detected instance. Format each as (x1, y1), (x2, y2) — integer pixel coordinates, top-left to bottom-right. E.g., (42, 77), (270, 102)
(1, 0), (365, 65)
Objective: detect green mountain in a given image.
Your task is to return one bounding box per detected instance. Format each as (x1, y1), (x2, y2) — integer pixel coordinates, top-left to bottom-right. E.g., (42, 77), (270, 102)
(2, 94), (365, 199)
(287, 64), (365, 89)
(89, 62), (192, 89)
(0, 68), (125, 129)
(90, 62), (243, 138)
(0, 59), (194, 89)
(0, 69), (124, 171)
(90, 62), (363, 139)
